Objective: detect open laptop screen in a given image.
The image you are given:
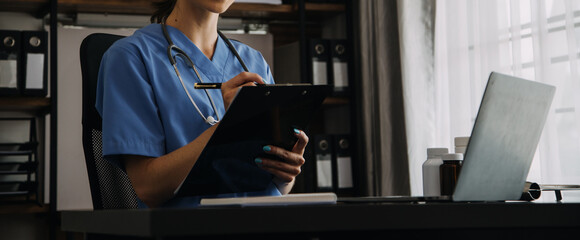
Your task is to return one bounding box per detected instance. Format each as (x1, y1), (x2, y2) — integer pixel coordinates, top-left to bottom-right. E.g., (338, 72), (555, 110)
(453, 72), (555, 201)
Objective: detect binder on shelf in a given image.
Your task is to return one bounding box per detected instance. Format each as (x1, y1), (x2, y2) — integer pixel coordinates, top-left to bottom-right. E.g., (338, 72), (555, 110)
(314, 135), (333, 191)
(334, 134), (353, 191)
(0, 30), (21, 96)
(330, 39), (349, 94)
(20, 31), (48, 96)
(309, 39), (331, 85)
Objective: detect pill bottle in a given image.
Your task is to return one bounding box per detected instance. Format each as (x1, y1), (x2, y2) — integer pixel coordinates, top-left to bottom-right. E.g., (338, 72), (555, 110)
(440, 153), (463, 196)
(454, 136), (470, 154)
(422, 148), (448, 196)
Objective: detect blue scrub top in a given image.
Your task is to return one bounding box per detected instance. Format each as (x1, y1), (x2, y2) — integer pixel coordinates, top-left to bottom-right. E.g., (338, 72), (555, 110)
(96, 24), (280, 208)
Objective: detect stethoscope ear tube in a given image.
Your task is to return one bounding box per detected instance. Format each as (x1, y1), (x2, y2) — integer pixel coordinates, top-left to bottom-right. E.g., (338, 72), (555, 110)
(161, 23), (251, 126)
(167, 45), (177, 66)
(217, 30), (249, 72)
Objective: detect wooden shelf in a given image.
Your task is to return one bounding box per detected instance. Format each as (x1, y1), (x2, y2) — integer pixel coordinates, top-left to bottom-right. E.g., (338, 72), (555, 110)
(0, 203), (48, 214)
(323, 97), (349, 105)
(58, 0), (153, 16)
(223, 3), (345, 20)
(0, 0), (48, 16)
(0, 0), (344, 21)
(0, 97), (50, 112)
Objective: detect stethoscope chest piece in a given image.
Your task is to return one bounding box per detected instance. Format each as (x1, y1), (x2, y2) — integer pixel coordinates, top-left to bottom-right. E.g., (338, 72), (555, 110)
(205, 116), (218, 125)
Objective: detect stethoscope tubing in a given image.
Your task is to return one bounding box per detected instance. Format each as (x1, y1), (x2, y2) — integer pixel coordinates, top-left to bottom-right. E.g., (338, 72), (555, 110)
(161, 23), (248, 125)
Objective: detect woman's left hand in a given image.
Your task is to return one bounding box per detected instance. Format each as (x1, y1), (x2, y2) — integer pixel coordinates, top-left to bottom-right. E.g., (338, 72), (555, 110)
(255, 129), (308, 193)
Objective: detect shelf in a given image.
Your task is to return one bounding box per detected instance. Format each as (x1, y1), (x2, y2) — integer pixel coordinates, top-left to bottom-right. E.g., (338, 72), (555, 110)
(223, 3), (345, 20)
(58, 0), (153, 15)
(0, 0), (48, 16)
(0, 191), (30, 197)
(0, 150), (33, 156)
(0, 97), (50, 112)
(0, 202), (47, 214)
(323, 97), (349, 105)
(1, 0), (344, 21)
(0, 170), (33, 175)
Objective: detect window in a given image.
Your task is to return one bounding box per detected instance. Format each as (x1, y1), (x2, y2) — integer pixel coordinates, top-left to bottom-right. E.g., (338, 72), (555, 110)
(436, 0), (580, 200)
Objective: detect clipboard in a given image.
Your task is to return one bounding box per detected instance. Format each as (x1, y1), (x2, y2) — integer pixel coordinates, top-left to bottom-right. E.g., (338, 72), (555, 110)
(175, 84), (332, 197)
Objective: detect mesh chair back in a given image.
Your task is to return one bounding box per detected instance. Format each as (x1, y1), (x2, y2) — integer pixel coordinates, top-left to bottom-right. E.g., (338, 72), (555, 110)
(80, 33), (139, 209)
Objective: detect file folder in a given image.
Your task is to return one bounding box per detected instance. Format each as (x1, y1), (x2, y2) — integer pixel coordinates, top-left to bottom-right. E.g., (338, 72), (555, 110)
(330, 39), (349, 94)
(20, 31), (48, 96)
(334, 134), (353, 191)
(314, 134), (333, 191)
(0, 30), (21, 96)
(308, 39), (331, 85)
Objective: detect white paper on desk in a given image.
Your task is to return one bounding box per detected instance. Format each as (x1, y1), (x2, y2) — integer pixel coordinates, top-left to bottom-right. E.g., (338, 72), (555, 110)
(0, 59), (18, 88)
(200, 193), (337, 206)
(26, 53), (44, 89)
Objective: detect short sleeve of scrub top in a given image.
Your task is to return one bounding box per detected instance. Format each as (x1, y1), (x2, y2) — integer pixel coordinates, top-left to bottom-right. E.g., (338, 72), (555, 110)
(95, 24), (279, 208)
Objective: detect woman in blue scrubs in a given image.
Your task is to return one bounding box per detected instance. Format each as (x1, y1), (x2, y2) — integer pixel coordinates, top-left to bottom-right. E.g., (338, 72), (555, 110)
(96, 0), (308, 208)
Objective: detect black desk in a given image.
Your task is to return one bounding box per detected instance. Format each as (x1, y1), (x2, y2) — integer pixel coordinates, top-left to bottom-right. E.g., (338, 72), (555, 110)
(61, 202), (580, 239)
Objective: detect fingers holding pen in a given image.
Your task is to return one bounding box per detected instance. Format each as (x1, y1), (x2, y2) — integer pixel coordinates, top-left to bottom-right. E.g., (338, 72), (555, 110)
(227, 71), (265, 86)
(221, 72), (265, 109)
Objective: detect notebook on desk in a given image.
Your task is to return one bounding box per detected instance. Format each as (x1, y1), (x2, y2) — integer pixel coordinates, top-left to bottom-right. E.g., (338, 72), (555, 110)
(341, 72), (556, 203)
(200, 192), (338, 207)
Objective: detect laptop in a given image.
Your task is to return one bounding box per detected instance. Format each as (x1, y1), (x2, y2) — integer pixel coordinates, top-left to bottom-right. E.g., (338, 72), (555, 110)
(340, 72), (556, 202)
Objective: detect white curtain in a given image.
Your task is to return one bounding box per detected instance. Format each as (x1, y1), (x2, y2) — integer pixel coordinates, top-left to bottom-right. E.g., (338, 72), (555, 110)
(398, 0), (437, 196)
(433, 0), (580, 199)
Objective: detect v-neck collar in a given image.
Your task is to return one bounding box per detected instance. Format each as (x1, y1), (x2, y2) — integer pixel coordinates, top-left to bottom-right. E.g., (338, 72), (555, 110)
(164, 24), (231, 81)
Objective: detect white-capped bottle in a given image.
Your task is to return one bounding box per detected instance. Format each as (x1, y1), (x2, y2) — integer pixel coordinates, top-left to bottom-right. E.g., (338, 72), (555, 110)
(422, 148), (449, 196)
(454, 136), (470, 154)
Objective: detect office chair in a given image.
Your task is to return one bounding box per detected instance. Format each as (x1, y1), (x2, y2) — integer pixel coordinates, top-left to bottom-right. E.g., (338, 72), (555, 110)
(80, 33), (139, 209)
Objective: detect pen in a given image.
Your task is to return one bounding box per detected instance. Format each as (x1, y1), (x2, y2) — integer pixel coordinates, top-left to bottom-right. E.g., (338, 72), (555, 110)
(194, 83), (222, 89)
(194, 82), (273, 89)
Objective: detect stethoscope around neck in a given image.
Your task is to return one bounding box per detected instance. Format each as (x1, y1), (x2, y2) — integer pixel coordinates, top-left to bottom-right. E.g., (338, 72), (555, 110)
(161, 23), (249, 125)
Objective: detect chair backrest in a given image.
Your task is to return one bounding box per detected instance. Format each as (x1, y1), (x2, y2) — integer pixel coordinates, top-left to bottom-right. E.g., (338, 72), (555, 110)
(80, 33), (139, 209)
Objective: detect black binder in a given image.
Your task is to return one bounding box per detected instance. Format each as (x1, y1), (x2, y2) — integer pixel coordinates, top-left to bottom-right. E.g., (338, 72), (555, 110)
(20, 31), (48, 96)
(330, 39), (349, 94)
(314, 134), (333, 191)
(334, 134), (353, 193)
(0, 30), (21, 96)
(308, 39), (331, 85)
(175, 84), (331, 197)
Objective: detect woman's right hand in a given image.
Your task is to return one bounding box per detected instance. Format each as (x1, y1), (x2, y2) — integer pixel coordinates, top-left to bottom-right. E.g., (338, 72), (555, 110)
(221, 72), (265, 110)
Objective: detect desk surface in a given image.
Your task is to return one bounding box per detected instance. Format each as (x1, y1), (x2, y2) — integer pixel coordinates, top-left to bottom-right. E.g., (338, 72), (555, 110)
(61, 202), (580, 238)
